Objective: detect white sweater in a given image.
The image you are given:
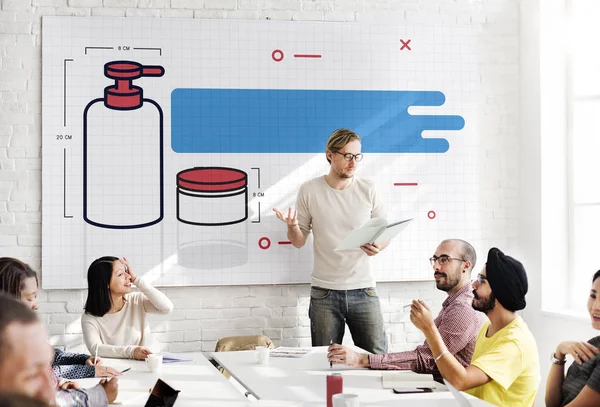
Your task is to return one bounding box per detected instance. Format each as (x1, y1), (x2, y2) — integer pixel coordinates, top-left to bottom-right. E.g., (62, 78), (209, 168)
(296, 176), (386, 290)
(81, 277), (174, 359)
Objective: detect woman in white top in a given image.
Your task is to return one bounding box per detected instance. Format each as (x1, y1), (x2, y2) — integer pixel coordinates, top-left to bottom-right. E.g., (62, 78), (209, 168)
(81, 257), (173, 360)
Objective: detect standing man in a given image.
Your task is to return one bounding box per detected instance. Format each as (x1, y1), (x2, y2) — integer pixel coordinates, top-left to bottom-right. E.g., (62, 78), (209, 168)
(410, 248), (540, 407)
(328, 239), (485, 382)
(273, 128), (389, 353)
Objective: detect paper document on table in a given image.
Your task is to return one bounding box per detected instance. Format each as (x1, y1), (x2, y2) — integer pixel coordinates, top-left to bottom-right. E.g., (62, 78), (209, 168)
(270, 347), (315, 358)
(162, 353), (192, 363)
(382, 371), (437, 390)
(334, 217), (413, 251)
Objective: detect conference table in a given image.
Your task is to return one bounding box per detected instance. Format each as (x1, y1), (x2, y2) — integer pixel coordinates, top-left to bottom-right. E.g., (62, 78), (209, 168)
(211, 346), (496, 407)
(72, 348), (495, 406)
(73, 352), (254, 406)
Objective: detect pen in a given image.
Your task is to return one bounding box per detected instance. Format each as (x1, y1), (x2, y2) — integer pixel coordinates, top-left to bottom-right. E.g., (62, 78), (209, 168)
(94, 344), (98, 366)
(329, 339), (333, 368)
(121, 367), (131, 373)
(403, 304), (412, 309)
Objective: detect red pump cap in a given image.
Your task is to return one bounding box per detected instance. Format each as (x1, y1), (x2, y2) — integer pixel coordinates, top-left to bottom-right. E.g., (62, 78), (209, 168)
(103, 61), (164, 110)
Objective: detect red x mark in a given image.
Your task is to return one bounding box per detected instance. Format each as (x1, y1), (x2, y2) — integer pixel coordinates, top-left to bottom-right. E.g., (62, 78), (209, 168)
(400, 39), (411, 51)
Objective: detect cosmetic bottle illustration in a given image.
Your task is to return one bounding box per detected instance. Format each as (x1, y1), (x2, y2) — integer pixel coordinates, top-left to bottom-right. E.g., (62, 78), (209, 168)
(83, 61), (165, 229)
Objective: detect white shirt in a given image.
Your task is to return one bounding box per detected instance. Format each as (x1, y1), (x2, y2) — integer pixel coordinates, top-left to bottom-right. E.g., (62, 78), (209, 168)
(81, 277), (173, 359)
(296, 176), (386, 290)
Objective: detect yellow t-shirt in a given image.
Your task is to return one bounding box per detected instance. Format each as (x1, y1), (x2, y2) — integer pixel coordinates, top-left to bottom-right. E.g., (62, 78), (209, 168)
(466, 316), (540, 407)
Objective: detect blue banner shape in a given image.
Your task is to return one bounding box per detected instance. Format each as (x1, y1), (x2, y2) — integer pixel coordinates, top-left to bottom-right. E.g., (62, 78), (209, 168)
(171, 89), (464, 153)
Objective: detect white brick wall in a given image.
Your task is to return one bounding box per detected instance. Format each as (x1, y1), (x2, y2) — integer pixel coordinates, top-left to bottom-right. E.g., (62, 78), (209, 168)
(0, 0), (520, 353)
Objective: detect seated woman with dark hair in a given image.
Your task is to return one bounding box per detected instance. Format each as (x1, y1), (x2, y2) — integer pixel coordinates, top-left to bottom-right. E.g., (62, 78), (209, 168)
(82, 257), (173, 360)
(0, 257), (120, 380)
(545, 270), (600, 407)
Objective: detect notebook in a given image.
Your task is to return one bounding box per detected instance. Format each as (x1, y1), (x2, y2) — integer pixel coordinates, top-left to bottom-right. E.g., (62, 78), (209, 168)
(381, 371), (437, 390)
(144, 379), (180, 407)
(162, 353), (192, 363)
(334, 217), (413, 251)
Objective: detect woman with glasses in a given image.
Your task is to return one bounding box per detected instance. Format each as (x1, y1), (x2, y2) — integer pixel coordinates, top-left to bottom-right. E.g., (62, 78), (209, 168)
(545, 270), (600, 407)
(82, 256), (174, 360)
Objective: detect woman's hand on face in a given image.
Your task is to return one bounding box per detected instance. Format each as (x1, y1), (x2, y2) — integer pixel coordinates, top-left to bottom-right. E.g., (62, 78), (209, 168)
(556, 341), (600, 364)
(133, 346), (153, 360)
(121, 257), (136, 282)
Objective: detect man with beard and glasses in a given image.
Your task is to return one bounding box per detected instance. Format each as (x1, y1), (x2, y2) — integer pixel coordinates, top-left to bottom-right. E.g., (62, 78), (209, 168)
(0, 293), (117, 407)
(327, 239), (485, 381)
(273, 128), (389, 354)
(410, 247), (540, 407)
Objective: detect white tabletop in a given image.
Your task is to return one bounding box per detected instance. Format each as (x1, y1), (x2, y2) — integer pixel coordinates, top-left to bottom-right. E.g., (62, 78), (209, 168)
(211, 346), (496, 407)
(74, 352), (249, 406)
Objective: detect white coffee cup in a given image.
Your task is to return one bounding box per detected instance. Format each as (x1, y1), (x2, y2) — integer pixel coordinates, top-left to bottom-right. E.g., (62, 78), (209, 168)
(146, 353), (163, 373)
(332, 393), (359, 407)
(255, 346), (270, 365)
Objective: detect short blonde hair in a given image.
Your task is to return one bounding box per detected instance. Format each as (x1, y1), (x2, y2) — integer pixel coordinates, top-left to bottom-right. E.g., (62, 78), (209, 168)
(325, 128), (361, 164)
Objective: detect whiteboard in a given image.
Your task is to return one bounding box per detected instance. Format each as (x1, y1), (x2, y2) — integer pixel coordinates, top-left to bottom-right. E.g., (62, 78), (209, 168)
(41, 17), (481, 289)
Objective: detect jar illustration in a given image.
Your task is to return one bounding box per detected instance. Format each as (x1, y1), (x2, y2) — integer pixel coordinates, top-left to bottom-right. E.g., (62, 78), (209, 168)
(176, 167), (248, 226)
(83, 60), (165, 229)
(176, 167), (249, 270)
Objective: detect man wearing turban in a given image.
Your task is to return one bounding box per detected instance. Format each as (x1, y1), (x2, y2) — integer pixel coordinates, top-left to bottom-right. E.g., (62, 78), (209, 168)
(409, 247), (540, 407)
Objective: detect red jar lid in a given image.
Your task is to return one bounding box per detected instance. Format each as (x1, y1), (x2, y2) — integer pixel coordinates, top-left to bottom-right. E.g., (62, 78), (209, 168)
(177, 167), (247, 192)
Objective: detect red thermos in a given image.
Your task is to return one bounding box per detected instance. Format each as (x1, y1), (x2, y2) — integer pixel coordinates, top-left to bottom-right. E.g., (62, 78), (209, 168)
(326, 373), (343, 407)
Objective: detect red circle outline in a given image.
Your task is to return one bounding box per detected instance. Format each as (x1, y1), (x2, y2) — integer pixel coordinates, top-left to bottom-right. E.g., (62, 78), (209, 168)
(427, 211), (436, 219)
(258, 237), (271, 250)
(272, 49), (284, 62)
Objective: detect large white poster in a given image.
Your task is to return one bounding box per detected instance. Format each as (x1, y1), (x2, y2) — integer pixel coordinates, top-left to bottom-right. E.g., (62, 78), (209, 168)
(42, 17), (478, 289)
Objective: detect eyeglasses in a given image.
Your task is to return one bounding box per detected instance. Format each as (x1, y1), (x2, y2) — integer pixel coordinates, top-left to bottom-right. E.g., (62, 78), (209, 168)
(476, 274), (487, 284)
(334, 151), (364, 162)
(429, 255), (466, 267)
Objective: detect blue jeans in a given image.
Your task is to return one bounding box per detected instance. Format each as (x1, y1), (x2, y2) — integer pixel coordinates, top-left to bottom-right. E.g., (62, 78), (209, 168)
(308, 286), (388, 354)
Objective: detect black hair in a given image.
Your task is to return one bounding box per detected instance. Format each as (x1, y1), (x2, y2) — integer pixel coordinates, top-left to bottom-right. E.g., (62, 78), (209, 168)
(593, 270), (600, 283)
(0, 293), (38, 361)
(0, 257), (38, 299)
(83, 256), (119, 317)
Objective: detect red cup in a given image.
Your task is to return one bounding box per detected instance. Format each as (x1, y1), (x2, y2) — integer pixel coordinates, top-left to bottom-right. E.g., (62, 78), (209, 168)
(327, 373), (343, 407)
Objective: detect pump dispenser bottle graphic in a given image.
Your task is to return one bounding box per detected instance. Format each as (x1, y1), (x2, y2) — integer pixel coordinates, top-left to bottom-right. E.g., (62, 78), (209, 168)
(83, 61), (165, 229)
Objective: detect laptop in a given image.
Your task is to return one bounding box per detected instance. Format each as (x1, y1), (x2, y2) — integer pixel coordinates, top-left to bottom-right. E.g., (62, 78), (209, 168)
(443, 379), (472, 407)
(144, 379), (180, 407)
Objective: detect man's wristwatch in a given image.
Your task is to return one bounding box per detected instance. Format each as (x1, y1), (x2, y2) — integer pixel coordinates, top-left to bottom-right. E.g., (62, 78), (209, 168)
(551, 353), (566, 365)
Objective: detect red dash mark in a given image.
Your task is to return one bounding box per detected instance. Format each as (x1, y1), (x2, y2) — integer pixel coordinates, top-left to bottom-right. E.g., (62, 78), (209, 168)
(400, 39), (411, 51)
(394, 183), (418, 186)
(258, 237), (271, 250)
(278, 241), (293, 245)
(293, 54), (322, 59)
(272, 50), (284, 62)
(427, 211), (436, 220)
